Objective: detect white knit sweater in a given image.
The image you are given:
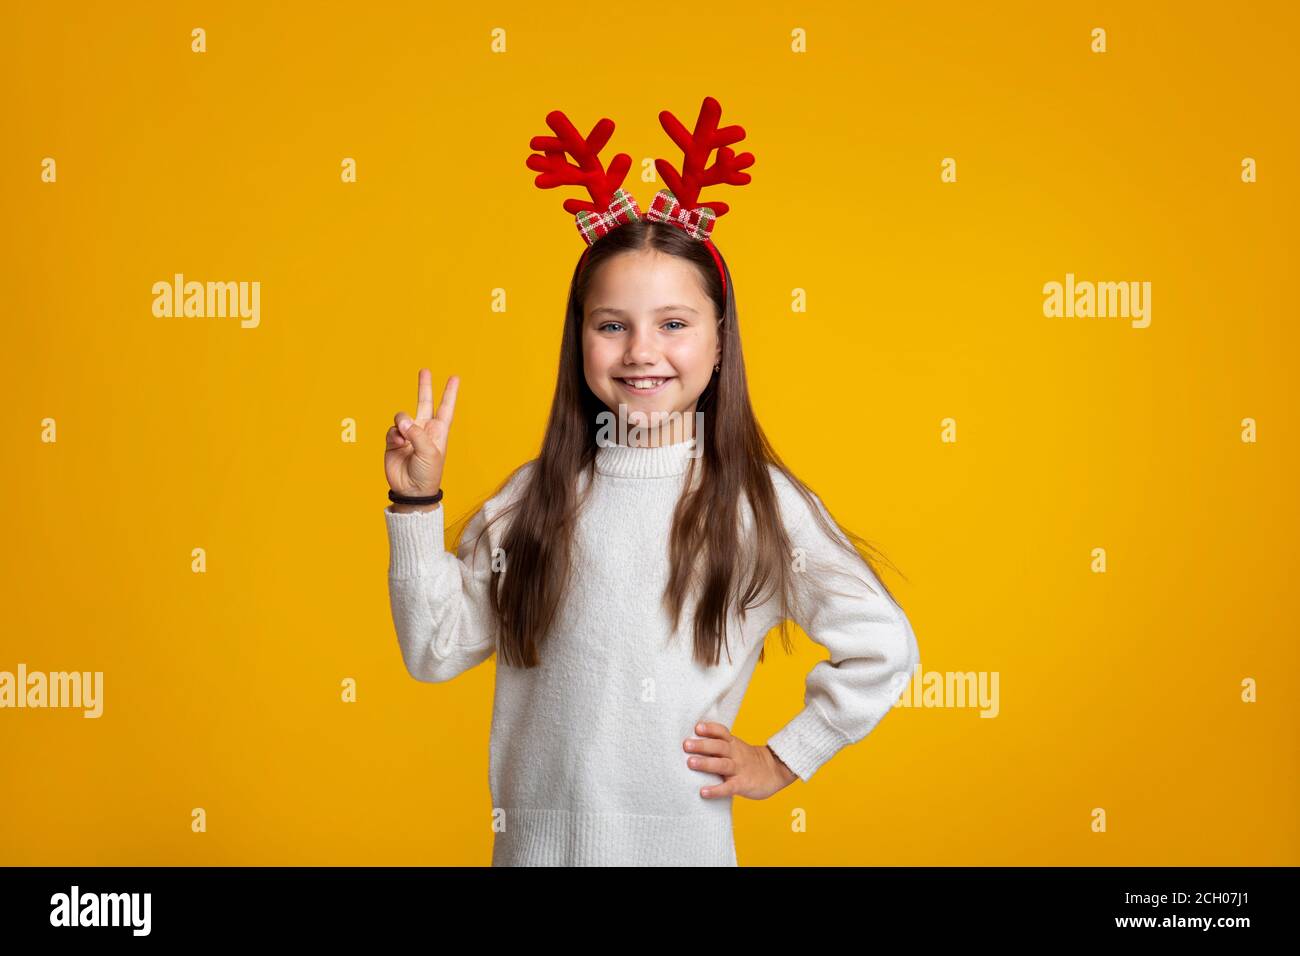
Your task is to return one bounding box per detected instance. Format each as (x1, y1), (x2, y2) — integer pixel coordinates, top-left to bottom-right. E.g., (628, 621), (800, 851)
(384, 437), (919, 866)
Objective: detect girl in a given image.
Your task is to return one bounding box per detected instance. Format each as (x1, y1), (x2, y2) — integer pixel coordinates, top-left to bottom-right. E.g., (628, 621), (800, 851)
(381, 99), (920, 866)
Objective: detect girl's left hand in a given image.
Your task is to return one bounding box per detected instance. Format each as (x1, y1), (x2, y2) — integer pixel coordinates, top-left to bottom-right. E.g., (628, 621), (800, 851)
(685, 722), (798, 800)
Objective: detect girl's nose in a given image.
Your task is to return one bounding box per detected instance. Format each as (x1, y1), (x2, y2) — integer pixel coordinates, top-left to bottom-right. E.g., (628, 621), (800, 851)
(623, 328), (658, 364)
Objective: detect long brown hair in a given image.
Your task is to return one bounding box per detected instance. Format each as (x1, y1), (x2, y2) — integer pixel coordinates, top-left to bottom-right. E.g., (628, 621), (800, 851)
(454, 219), (905, 669)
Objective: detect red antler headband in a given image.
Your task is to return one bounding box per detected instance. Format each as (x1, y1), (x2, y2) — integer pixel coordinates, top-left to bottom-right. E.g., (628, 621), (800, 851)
(526, 95), (755, 302)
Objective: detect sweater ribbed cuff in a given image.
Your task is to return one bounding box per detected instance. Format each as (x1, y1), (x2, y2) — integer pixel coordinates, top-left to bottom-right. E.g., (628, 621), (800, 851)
(765, 701), (852, 784)
(385, 505), (446, 579)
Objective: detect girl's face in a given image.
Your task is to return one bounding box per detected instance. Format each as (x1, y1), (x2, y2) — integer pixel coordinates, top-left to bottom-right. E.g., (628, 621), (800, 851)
(582, 248), (721, 444)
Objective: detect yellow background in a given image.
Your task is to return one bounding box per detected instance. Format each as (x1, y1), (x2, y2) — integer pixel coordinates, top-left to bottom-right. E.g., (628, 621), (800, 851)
(2, 1), (1295, 865)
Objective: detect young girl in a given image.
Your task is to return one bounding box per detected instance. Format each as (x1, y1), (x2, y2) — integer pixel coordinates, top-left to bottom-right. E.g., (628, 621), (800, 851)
(381, 98), (920, 866)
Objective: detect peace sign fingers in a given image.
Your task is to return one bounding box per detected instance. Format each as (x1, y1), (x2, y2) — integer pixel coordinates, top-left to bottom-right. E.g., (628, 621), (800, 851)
(433, 374), (459, 430)
(415, 368), (435, 422)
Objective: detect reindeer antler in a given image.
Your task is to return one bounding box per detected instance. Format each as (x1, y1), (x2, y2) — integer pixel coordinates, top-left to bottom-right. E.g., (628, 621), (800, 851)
(654, 96), (754, 217)
(526, 110), (632, 214)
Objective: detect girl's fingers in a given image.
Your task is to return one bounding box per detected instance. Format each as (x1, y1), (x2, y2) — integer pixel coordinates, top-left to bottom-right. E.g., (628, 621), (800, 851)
(694, 721), (733, 741)
(434, 375), (459, 428)
(700, 778), (736, 799)
(386, 425), (406, 449)
(415, 368), (434, 422)
(398, 415), (433, 456)
(687, 755), (736, 776)
(683, 736), (729, 757)
(395, 411), (430, 453)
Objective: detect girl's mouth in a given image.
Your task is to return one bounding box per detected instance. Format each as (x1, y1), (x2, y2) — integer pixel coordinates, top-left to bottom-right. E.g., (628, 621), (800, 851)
(615, 376), (675, 395)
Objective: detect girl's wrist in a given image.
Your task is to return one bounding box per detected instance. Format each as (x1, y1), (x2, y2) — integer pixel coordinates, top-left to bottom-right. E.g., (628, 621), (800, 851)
(766, 744), (797, 785)
(388, 486), (443, 514)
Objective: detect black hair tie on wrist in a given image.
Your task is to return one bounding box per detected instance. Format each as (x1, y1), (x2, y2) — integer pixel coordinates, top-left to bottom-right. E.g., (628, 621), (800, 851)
(388, 488), (443, 506)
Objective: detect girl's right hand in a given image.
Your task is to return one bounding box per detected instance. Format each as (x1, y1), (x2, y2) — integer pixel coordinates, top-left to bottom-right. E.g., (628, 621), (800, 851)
(385, 369), (458, 501)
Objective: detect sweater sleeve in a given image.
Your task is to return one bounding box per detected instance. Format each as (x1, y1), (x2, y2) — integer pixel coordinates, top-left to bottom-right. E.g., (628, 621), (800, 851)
(384, 501), (500, 683)
(765, 488), (920, 783)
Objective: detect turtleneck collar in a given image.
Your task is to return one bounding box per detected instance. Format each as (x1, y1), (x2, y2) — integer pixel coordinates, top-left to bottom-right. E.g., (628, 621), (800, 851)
(594, 437), (701, 479)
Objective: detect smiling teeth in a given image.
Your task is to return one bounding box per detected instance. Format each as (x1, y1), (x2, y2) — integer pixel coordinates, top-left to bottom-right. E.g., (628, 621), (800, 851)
(622, 378), (667, 389)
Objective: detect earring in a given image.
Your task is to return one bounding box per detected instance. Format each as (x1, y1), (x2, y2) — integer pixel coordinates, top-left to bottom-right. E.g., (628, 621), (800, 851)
(713, 363), (721, 374)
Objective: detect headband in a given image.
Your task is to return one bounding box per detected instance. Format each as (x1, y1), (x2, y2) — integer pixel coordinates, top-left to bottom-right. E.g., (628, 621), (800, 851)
(526, 95), (754, 303)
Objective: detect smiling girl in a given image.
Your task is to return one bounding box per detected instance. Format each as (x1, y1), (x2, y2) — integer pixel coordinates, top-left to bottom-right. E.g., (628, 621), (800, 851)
(382, 98), (920, 866)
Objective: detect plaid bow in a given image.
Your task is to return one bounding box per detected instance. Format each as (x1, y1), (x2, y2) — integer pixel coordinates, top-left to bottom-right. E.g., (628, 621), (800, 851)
(574, 188), (643, 245)
(573, 188), (721, 246)
(645, 189), (717, 241)
(571, 186), (728, 299)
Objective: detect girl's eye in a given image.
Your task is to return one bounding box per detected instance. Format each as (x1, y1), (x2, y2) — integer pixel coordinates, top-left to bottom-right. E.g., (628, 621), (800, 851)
(595, 319), (688, 332)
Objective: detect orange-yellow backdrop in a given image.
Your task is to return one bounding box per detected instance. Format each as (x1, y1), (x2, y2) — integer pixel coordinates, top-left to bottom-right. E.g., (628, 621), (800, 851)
(2, 1), (1296, 866)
